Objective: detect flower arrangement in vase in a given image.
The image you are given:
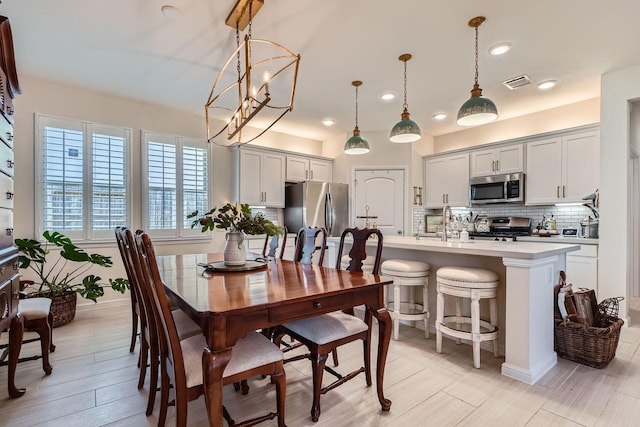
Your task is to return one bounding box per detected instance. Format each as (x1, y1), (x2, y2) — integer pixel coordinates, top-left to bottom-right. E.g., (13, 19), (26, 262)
(188, 203), (283, 265)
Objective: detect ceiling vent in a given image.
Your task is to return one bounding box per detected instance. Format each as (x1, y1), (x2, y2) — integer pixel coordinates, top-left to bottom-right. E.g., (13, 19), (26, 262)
(502, 74), (532, 90)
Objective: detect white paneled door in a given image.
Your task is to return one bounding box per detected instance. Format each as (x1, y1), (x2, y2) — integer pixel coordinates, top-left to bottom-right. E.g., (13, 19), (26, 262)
(353, 168), (405, 236)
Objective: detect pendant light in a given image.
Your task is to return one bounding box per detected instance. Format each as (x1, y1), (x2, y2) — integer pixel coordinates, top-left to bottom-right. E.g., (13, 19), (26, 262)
(457, 16), (498, 126)
(344, 80), (370, 155)
(390, 54), (421, 143)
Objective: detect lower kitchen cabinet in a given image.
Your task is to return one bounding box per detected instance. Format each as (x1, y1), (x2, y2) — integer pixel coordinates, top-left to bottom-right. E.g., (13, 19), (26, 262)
(565, 244), (598, 291)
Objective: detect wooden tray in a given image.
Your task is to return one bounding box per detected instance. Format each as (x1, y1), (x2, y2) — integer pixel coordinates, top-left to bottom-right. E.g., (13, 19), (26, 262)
(199, 259), (268, 272)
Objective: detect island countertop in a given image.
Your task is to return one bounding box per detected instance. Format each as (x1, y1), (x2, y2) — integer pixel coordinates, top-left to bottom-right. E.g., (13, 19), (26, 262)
(329, 235), (580, 260)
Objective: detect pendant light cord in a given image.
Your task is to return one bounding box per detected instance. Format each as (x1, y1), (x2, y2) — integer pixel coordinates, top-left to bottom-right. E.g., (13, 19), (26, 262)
(403, 60), (408, 110)
(354, 84), (359, 129)
(474, 25), (479, 86)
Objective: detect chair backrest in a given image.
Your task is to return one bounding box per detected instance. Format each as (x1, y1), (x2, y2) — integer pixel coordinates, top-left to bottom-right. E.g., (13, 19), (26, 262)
(293, 227), (327, 265)
(115, 227), (145, 328)
(134, 231), (194, 395)
(263, 225), (288, 259)
(335, 227), (383, 275)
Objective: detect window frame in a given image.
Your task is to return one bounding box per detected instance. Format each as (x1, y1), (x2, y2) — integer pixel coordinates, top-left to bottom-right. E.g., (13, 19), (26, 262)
(34, 113), (132, 241)
(141, 130), (211, 239)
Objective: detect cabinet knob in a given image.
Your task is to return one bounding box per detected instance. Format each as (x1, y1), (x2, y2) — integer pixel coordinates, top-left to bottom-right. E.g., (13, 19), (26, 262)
(13, 261), (19, 270)
(6, 106), (13, 116)
(313, 301), (321, 309)
(6, 191), (13, 200)
(562, 185), (566, 198)
(6, 132), (12, 141)
(5, 228), (13, 236)
(7, 160), (14, 168)
(496, 160), (500, 171)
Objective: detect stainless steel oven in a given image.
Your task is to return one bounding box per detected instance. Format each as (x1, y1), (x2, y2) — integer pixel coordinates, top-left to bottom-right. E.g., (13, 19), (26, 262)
(469, 173), (524, 204)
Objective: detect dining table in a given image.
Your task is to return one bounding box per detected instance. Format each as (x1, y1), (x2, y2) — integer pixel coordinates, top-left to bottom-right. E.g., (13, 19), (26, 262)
(156, 253), (394, 427)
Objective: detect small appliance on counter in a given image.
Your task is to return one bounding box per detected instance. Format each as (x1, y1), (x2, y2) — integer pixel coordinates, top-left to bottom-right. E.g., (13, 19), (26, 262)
(470, 216), (531, 241)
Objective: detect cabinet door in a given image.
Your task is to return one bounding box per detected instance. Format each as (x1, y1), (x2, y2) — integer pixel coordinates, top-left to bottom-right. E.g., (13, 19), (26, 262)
(286, 156), (309, 182)
(261, 152), (285, 207)
(566, 252), (598, 291)
(470, 149), (497, 177)
(563, 131), (599, 202)
(239, 150), (263, 205)
(446, 153), (470, 207)
(309, 159), (332, 182)
(526, 138), (562, 205)
(496, 144), (524, 174)
(425, 158), (447, 208)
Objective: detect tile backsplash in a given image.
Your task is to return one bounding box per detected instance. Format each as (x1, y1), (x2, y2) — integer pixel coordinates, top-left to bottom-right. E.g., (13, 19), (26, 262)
(412, 204), (598, 234)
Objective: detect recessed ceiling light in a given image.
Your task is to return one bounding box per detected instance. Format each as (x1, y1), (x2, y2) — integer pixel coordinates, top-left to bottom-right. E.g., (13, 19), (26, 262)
(537, 80), (557, 90)
(322, 118), (336, 127)
(489, 42), (512, 56)
(161, 5), (182, 19)
(379, 91), (396, 101)
(433, 113), (447, 120)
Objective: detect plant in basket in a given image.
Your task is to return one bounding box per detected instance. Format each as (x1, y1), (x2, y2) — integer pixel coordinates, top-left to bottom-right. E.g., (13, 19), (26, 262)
(15, 231), (129, 327)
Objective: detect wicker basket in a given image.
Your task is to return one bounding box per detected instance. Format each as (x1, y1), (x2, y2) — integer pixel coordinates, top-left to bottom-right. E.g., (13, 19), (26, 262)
(554, 315), (624, 368)
(48, 292), (78, 328)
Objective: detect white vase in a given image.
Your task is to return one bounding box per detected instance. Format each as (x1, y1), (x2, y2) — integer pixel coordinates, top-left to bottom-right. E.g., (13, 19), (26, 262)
(223, 231), (246, 266)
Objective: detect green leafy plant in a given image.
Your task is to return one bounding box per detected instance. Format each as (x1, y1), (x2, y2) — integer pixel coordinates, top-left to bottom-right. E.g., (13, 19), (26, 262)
(15, 231), (129, 302)
(188, 203), (283, 236)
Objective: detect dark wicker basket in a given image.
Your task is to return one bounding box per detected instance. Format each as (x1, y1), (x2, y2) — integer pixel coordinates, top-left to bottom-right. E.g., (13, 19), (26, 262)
(49, 292), (78, 328)
(554, 315), (624, 368)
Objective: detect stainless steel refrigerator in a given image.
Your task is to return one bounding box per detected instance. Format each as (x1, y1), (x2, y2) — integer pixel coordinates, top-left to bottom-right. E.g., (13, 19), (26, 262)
(284, 182), (349, 237)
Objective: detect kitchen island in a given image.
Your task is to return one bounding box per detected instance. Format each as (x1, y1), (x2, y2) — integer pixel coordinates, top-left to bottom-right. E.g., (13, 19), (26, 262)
(326, 235), (580, 385)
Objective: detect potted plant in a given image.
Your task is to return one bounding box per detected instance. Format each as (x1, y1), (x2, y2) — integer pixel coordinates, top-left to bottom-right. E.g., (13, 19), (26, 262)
(188, 203), (283, 266)
(15, 230), (129, 327)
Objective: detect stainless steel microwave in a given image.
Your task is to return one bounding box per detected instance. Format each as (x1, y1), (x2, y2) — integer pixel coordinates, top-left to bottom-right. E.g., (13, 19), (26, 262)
(469, 173), (524, 204)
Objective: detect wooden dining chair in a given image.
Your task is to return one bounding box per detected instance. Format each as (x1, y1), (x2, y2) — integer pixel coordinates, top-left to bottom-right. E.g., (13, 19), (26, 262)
(293, 226), (327, 265)
(135, 230), (287, 427)
(263, 226), (288, 259)
(115, 227), (201, 417)
(275, 227), (383, 422)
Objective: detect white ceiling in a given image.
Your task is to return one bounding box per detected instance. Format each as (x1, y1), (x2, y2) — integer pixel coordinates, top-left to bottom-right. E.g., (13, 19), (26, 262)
(2, 0), (640, 143)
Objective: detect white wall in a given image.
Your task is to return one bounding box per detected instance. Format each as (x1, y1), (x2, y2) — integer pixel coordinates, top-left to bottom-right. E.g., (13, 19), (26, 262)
(12, 76), (322, 304)
(600, 63), (640, 321)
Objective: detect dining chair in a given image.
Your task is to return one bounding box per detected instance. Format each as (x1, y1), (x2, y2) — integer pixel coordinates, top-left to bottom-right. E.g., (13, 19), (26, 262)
(135, 230), (287, 427)
(0, 282), (55, 376)
(275, 227), (383, 422)
(115, 227), (201, 417)
(263, 226), (288, 259)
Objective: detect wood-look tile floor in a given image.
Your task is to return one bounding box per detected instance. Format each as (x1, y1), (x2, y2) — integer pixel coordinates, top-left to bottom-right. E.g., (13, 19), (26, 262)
(1, 300), (639, 427)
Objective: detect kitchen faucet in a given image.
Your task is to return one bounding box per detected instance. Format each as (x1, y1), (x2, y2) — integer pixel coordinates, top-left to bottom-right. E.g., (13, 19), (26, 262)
(442, 204), (451, 242)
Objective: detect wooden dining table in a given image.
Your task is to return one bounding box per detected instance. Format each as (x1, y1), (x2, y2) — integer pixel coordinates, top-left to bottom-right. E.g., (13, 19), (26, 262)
(156, 253), (393, 427)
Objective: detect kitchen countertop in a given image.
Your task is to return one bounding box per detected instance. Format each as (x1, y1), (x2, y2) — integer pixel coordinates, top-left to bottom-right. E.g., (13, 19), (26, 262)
(330, 235), (580, 260)
(517, 235), (598, 245)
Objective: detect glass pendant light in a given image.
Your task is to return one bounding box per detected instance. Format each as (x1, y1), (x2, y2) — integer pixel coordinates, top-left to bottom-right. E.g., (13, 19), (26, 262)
(390, 53), (421, 143)
(344, 80), (370, 155)
(457, 16), (498, 126)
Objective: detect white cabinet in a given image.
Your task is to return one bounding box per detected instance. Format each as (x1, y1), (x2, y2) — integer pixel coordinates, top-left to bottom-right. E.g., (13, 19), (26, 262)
(565, 244), (598, 291)
(286, 155), (332, 182)
(237, 148), (285, 207)
(424, 152), (469, 208)
(470, 143), (523, 177)
(526, 129), (599, 205)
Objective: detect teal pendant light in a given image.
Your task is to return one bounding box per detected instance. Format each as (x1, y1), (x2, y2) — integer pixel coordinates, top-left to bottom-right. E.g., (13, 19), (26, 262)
(390, 54), (421, 143)
(457, 16), (498, 126)
(344, 80), (370, 155)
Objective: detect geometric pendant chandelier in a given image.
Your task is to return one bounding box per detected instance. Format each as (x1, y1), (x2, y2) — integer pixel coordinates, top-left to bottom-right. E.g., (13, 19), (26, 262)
(205, 0), (301, 148)
(457, 16), (498, 126)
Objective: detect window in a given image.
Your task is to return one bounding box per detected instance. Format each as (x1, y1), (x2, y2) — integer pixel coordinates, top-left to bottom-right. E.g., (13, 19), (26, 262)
(142, 131), (209, 238)
(35, 115), (131, 240)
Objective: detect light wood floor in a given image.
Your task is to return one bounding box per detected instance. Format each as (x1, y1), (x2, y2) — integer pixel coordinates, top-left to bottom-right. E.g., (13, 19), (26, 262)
(2, 300), (640, 426)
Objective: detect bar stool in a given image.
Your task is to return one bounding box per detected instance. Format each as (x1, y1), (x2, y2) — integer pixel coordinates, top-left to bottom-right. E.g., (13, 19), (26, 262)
(435, 266), (499, 368)
(380, 259), (430, 340)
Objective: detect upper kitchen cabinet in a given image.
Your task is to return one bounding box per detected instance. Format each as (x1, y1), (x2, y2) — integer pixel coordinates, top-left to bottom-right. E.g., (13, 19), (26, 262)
(236, 147), (285, 207)
(286, 155), (332, 182)
(526, 128), (599, 205)
(425, 152), (469, 208)
(470, 143), (523, 177)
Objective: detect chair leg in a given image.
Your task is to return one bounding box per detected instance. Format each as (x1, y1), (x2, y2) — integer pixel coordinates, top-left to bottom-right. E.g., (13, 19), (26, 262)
(47, 312), (56, 353)
(471, 295), (481, 369)
(393, 284), (400, 340)
(310, 350), (329, 422)
(158, 363), (170, 425)
(129, 300), (138, 353)
(146, 342), (160, 416)
(271, 361), (287, 427)
(455, 296), (462, 345)
(27, 317), (52, 375)
(436, 287), (444, 354)
(490, 297), (499, 357)
(363, 309), (373, 387)
(138, 334), (149, 390)
(423, 281), (430, 339)
(331, 349), (339, 367)
(240, 379), (249, 395)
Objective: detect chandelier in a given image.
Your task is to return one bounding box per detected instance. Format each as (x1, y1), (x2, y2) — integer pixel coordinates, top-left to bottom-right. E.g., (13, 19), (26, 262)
(205, 0), (301, 147)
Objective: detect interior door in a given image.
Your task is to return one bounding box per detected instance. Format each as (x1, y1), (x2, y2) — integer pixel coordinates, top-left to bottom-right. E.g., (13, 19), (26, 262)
(354, 168), (405, 236)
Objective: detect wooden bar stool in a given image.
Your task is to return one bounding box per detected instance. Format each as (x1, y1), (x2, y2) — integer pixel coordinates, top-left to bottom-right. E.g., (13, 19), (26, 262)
(435, 266), (499, 368)
(380, 259), (430, 340)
